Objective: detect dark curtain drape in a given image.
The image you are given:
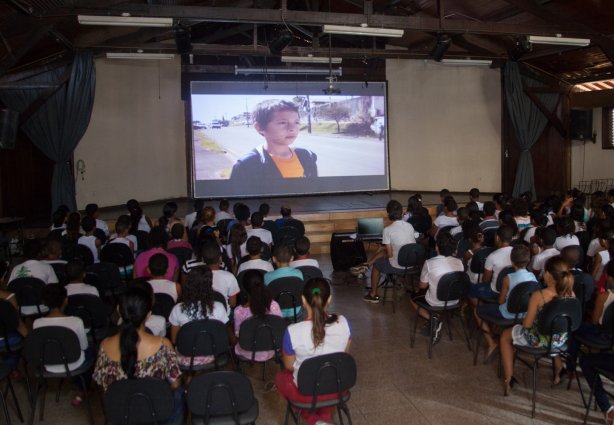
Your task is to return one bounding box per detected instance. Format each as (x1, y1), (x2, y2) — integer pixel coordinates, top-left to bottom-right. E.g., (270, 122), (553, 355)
(0, 51), (95, 212)
(504, 61), (559, 199)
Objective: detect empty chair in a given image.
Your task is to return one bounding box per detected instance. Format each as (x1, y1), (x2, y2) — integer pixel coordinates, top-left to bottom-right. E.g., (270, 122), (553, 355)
(103, 377), (175, 425)
(187, 371), (259, 425)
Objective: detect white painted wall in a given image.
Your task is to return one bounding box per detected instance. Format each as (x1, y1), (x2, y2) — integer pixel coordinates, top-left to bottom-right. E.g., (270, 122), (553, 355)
(386, 59), (501, 192)
(74, 57), (186, 208)
(570, 108), (614, 187)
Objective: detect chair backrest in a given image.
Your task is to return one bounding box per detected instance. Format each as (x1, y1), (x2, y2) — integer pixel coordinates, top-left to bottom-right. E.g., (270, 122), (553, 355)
(85, 262), (123, 291)
(238, 314), (287, 359)
(506, 281), (542, 315)
(284, 219), (305, 237)
(187, 371), (257, 420)
(94, 228), (107, 245)
(297, 352), (357, 398)
(50, 263), (68, 286)
(296, 266), (324, 282)
(71, 244), (95, 267)
(469, 247), (496, 274)
(23, 326), (82, 369)
(167, 247), (192, 267)
(456, 238), (470, 261)
(573, 272), (594, 308)
(100, 243), (134, 267)
(65, 294), (109, 330)
(275, 226), (301, 247)
(104, 377), (174, 425)
(267, 277), (305, 310)
(536, 297), (582, 337)
(397, 243), (426, 269)
(175, 319), (229, 359)
(0, 299), (20, 341)
(483, 228), (497, 247)
(495, 266), (515, 292)
(7, 277), (46, 309)
(435, 272), (471, 303)
(152, 293), (175, 320)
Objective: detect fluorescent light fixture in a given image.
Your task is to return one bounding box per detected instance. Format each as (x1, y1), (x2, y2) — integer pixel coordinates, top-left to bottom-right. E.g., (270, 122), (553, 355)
(528, 35), (590, 47)
(440, 59), (492, 66)
(106, 52), (175, 60)
(78, 15), (173, 27)
(322, 24), (404, 38)
(281, 56), (342, 64)
(235, 66), (342, 76)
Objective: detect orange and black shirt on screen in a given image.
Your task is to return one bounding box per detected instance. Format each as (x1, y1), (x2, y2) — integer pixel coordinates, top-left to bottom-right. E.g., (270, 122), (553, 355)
(270, 149), (305, 178)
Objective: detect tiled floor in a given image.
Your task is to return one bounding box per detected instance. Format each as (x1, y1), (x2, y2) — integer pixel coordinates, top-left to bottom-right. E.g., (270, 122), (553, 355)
(6, 253), (606, 425)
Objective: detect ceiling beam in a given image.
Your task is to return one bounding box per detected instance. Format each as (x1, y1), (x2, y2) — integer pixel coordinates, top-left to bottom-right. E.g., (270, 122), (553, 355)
(66, 4), (572, 37)
(0, 24), (54, 77)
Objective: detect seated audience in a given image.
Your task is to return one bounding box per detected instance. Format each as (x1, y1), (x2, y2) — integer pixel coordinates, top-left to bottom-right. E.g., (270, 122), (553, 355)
(276, 278), (351, 425)
(202, 240), (240, 309)
(78, 216), (101, 263)
(147, 254), (181, 302)
(479, 201), (499, 234)
(265, 244), (303, 285)
(133, 227), (179, 281)
(247, 212), (273, 247)
(184, 199), (204, 231)
(462, 223), (484, 284)
(591, 228), (613, 281)
(530, 227), (560, 278)
(468, 225), (514, 300)
(108, 215), (136, 253)
(275, 205), (294, 228)
(554, 216), (580, 251)
(435, 189), (450, 217)
(65, 260), (99, 297)
(85, 203), (109, 237)
(126, 199), (152, 233)
(237, 236), (274, 274)
(215, 199), (233, 223)
(404, 194), (432, 236)
(431, 196), (459, 237)
(0, 261), (28, 370)
(226, 223), (248, 275)
(167, 223), (192, 251)
(42, 239), (67, 265)
(289, 236), (320, 269)
(511, 198), (531, 230)
(158, 201), (180, 234)
(9, 239), (58, 284)
(469, 187), (484, 211)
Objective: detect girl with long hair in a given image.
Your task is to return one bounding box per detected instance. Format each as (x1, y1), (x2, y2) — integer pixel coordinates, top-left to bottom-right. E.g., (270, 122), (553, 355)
(276, 278), (351, 425)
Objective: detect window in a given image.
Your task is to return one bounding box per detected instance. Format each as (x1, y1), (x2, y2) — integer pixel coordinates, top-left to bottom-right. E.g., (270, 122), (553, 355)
(603, 107), (614, 149)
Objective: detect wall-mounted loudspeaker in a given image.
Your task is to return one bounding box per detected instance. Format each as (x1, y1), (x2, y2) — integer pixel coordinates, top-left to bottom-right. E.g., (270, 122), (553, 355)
(0, 109), (18, 150)
(570, 109), (594, 142)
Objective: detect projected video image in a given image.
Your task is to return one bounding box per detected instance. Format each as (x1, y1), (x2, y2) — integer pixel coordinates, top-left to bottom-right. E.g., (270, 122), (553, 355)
(190, 81), (389, 198)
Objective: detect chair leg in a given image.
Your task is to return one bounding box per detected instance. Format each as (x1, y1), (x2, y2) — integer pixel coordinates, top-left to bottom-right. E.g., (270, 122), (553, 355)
(531, 359), (538, 418)
(473, 318), (484, 366)
(27, 379), (41, 425)
(410, 310), (419, 348)
(38, 379), (46, 422)
(459, 310), (472, 352)
(444, 312), (453, 341)
(6, 378), (23, 423)
(0, 389), (11, 425)
(427, 316), (433, 360)
(55, 379), (63, 403)
(583, 378), (597, 425)
(392, 276), (397, 314)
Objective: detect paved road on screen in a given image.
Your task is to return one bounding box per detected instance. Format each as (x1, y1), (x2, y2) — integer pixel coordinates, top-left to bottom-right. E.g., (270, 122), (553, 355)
(201, 125), (386, 177)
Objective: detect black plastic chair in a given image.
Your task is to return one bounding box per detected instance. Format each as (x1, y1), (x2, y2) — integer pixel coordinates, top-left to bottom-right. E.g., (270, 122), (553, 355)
(7, 278), (48, 318)
(100, 243), (134, 279)
(296, 266), (323, 283)
(85, 261), (124, 304)
(0, 301), (25, 423)
(152, 293), (175, 321)
(175, 319), (230, 375)
(134, 230), (150, 253)
(65, 294), (111, 344)
(104, 377), (175, 425)
(23, 326), (94, 425)
(513, 297), (582, 418)
(381, 243), (426, 313)
(469, 247), (496, 284)
(573, 272), (594, 318)
(473, 280), (542, 365)
(410, 271), (472, 359)
(236, 314), (287, 380)
(167, 247), (193, 268)
(268, 277), (305, 323)
(275, 226), (301, 248)
(483, 228), (497, 247)
(49, 262), (68, 286)
(284, 352), (356, 425)
(71, 244), (95, 267)
(187, 371), (259, 425)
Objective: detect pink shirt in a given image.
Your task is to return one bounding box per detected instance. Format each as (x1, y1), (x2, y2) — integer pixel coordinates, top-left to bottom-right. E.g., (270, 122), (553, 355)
(167, 240), (193, 251)
(233, 301), (282, 362)
(134, 248), (179, 280)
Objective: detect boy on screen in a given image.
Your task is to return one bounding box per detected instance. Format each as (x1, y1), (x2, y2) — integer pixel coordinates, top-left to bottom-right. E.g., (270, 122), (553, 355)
(229, 99), (318, 181)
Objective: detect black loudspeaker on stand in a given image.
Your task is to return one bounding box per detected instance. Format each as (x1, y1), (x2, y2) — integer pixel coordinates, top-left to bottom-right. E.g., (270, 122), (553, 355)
(330, 233), (367, 271)
(0, 109), (18, 150)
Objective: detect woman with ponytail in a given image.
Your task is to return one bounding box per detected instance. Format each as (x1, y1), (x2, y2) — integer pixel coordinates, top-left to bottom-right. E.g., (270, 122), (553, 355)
(500, 255), (575, 395)
(93, 285), (181, 394)
(275, 278), (351, 425)
(233, 270), (281, 361)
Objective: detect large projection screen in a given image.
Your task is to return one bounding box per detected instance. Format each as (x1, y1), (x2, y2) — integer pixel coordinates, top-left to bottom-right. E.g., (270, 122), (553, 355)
(190, 81), (390, 198)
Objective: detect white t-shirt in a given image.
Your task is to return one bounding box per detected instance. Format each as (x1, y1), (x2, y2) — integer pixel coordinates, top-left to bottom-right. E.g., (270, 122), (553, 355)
(289, 258), (320, 269)
(421, 255), (464, 307)
(531, 247), (560, 277)
(382, 220), (416, 268)
(484, 246), (513, 292)
(434, 215), (459, 230)
(168, 301), (229, 327)
(33, 316), (88, 373)
(237, 259), (274, 274)
(246, 228), (273, 246)
(514, 216), (531, 229)
(8, 259), (58, 284)
(225, 243), (247, 262)
(96, 219), (109, 236)
(137, 216), (151, 233)
(148, 278), (179, 302)
(283, 315), (351, 384)
(109, 235), (137, 252)
(66, 283), (100, 297)
(595, 251), (611, 280)
(475, 201), (484, 211)
(215, 211), (233, 223)
(212, 270), (241, 309)
(78, 235), (99, 263)
(146, 315), (166, 337)
(554, 235), (580, 251)
(587, 238), (603, 258)
(523, 227), (537, 244)
(184, 211), (198, 231)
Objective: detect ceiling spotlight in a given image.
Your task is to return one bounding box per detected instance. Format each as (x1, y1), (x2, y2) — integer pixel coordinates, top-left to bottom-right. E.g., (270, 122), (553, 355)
(430, 34), (451, 62)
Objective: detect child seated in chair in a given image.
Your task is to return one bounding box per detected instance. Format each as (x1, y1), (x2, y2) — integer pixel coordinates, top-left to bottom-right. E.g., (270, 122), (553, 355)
(289, 236), (320, 269)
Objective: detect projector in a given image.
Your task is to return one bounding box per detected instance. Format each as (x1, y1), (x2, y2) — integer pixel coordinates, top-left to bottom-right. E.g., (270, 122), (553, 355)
(323, 85), (341, 95)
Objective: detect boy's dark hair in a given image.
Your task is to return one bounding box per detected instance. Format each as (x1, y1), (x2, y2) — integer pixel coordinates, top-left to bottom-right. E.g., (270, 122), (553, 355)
(246, 236), (263, 256)
(556, 216), (575, 236)
(530, 210), (547, 227)
(538, 226), (557, 246)
(510, 245), (530, 268)
(570, 204), (585, 222)
(280, 206), (292, 217)
(81, 216), (95, 233)
(148, 253), (169, 277)
(148, 226), (169, 248)
(52, 209), (66, 227)
(483, 201), (496, 217)
(193, 199), (205, 211)
(294, 236), (310, 256)
(444, 196), (458, 213)
(66, 259), (85, 282)
(163, 202), (178, 218)
(235, 203), (251, 222)
(250, 212), (264, 227)
(439, 188), (450, 198)
(436, 232), (456, 257)
(607, 259), (614, 278)
(23, 239), (43, 260)
(469, 188), (480, 199)
(115, 214), (131, 234)
(386, 200), (403, 221)
(259, 203), (270, 216)
(253, 99), (299, 128)
(493, 193), (508, 207)
(273, 244), (293, 263)
(201, 240), (221, 265)
(42, 284), (67, 309)
(170, 223), (184, 240)
(497, 225), (514, 244)
(219, 199), (229, 211)
(561, 245), (582, 268)
(511, 198), (528, 217)
(85, 203), (98, 217)
(456, 207), (469, 223)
